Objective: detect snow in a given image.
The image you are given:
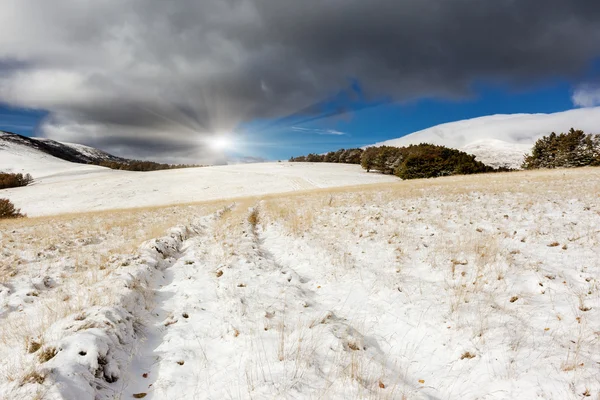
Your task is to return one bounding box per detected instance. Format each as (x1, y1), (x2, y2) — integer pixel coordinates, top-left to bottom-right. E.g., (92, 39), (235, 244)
(1, 167), (599, 399)
(370, 107), (600, 168)
(0, 216), (200, 399)
(461, 139), (532, 169)
(127, 171), (600, 399)
(1, 162), (398, 217)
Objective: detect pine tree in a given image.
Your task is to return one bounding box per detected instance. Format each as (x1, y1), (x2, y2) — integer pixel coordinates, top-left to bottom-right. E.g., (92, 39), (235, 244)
(523, 129), (600, 169)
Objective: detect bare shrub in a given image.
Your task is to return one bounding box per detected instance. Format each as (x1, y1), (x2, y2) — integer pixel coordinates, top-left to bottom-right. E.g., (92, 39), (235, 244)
(0, 172), (33, 189)
(0, 198), (25, 219)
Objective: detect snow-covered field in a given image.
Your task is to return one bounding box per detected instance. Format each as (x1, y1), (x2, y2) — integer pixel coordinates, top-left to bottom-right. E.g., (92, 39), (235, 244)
(1, 166), (599, 399)
(2, 162), (398, 217)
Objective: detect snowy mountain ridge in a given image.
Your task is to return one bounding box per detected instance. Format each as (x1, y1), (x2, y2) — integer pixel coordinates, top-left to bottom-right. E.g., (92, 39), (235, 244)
(32, 137), (125, 163)
(0, 130), (137, 178)
(0, 130), (126, 165)
(0, 131), (112, 178)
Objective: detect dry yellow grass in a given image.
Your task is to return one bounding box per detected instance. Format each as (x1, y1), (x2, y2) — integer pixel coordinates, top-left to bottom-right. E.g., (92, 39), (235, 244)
(1, 167), (597, 228)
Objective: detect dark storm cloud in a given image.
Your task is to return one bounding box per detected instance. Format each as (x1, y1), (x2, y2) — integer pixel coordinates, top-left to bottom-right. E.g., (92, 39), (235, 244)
(80, 134), (227, 165)
(1, 0), (599, 161)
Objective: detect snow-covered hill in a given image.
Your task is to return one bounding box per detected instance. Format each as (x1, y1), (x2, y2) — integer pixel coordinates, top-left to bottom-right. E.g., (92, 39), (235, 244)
(0, 130), (130, 178)
(32, 137), (126, 164)
(0, 131), (109, 178)
(2, 160), (397, 216)
(371, 107), (600, 168)
(1, 131), (398, 216)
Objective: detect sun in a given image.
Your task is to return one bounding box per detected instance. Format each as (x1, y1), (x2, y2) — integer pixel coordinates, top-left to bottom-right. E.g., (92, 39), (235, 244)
(208, 135), (233, 151)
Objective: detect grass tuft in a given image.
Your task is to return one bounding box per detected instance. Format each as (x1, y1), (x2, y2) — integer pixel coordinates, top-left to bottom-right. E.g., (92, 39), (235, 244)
(38, 347), (57, 363)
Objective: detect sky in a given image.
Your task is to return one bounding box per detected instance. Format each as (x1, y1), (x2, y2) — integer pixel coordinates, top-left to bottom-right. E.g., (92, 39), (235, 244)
(1, 0), (600, 163)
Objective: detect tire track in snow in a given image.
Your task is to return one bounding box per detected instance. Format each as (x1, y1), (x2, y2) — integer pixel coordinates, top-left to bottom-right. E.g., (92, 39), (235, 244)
(123, 204), (410, 399)
(122, 205), (316, 398)
(120, 211), (221, 399)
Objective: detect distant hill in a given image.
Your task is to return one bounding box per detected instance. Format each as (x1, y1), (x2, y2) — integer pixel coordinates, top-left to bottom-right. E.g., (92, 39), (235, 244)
(0, 131), (205, 178)
(0, 131), (117, 178)
(369, 107), (600, 169)
(0, 131), (127, 165)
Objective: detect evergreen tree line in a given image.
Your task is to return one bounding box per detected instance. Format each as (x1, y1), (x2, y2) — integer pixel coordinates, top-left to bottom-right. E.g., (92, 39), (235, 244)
(360, 144), (500, 179)
(289, 148), (363, 164)
(290, 143), (503, 179)
(522, 128), (600, 169)
(0, 172), (33, 189)
(290, 128), (600, 178)
(94, 160), (205, 172)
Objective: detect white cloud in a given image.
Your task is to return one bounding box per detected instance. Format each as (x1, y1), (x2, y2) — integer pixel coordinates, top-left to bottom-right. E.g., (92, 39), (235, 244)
(572, 84), (600, 107)
(291, 127), (347, 135)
